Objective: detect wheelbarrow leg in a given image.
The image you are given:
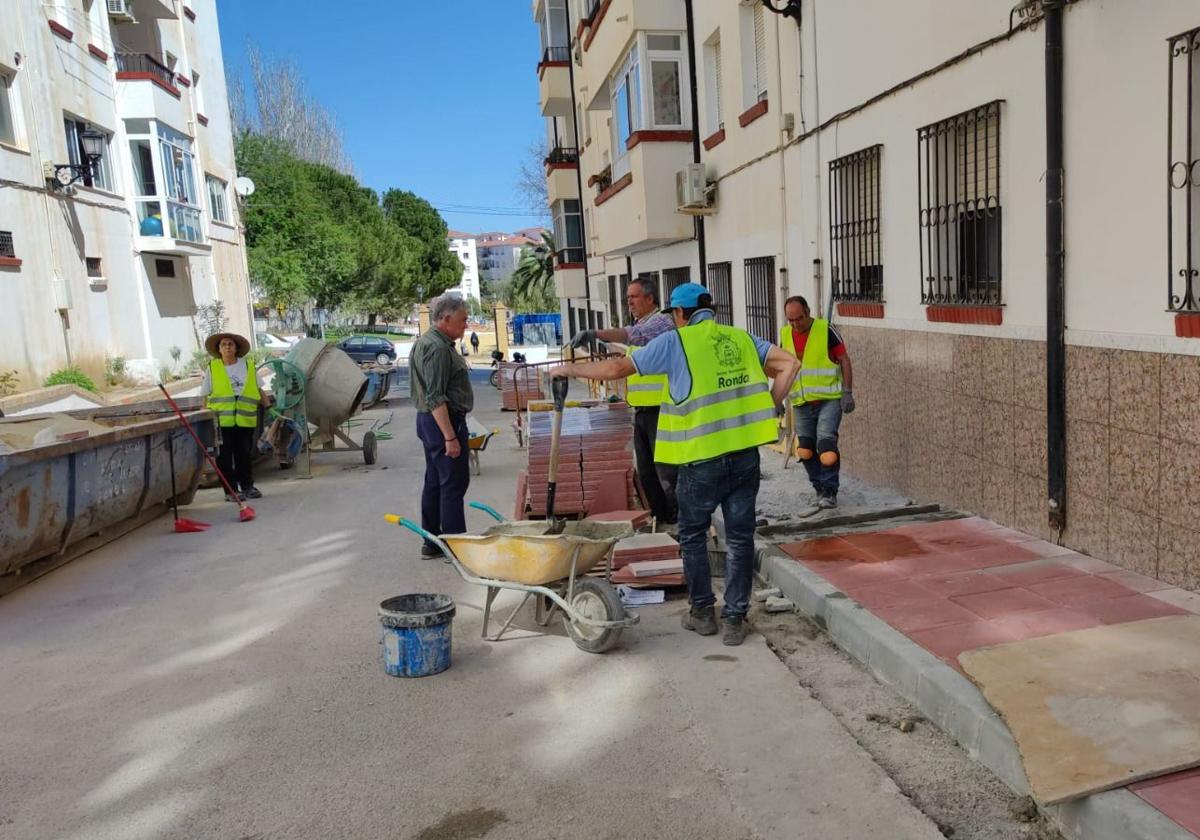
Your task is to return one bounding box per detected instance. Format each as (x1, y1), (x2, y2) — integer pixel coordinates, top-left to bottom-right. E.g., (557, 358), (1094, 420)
(482, 585), (499, 640)
(489, 591), (535, 642)
(534, 592), (560, 627)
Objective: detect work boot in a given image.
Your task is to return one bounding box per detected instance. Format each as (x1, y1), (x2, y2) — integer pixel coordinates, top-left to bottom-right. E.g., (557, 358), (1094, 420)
(681, 606), (718, 636)
(244, 486), (263, 500)
(420, 542), (442, 560)
(722, 616), (748, 646)
(817, 494), (837, 510)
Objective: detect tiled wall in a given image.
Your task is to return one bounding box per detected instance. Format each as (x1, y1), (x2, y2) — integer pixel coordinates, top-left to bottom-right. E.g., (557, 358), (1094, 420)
(837, 325), (1200, 593)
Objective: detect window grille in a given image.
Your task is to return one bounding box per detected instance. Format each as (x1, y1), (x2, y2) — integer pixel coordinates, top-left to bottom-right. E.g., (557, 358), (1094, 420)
(663, 267), (690, 300)
(1168, 26), (1200, 311)
(0, 230), (13, 258)
(917, 100), (1002, 306)
(829, 145), (883, 302)
(707, 261), (733, 325)
(743, 256), (777, 340)
(86, 257), (102, 277)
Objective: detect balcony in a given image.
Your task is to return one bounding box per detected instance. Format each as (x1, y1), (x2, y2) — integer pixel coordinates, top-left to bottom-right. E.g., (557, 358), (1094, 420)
(115, 52), (189, 129)
(545, 145), (579, 166)
(580, 0), (686, 110)
(545, 146), (580, 203)
(135, 198), (209, 256)
(590, 135), (693, 256)
(127, 0), (179, 18)
(537, 46), (572, 118)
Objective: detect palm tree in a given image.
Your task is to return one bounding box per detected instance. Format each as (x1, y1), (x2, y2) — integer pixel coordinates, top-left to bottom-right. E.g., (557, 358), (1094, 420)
(511, 232), (556, 303)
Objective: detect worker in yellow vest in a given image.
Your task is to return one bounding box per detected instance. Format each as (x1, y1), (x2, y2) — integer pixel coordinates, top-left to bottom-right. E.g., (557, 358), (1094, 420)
(780, 295), (855, 509)
(552, 284), (800, 646)
(201, 332), (271, 501)
(568, 276), (677, 523)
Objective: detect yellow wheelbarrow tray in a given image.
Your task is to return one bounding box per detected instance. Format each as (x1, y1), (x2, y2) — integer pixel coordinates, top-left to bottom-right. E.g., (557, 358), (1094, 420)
(385, 508), (639, 653)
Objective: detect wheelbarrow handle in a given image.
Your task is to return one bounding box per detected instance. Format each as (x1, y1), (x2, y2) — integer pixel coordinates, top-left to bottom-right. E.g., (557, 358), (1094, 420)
(383, 514), (452, 558)
(468, 501), (506, 522)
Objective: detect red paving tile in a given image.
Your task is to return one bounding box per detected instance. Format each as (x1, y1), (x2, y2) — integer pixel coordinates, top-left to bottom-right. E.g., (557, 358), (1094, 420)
(1077, 594), (1190, 625)
(889, 551), (978, 577)
(1014, 539), (1081, 559)
(839, 531), (946, 562)
(913, 570), (1012, 598)
(987, 559), (1089, 587)
(952, 587), (1061, 620)
(908, 621), (1016, 664)
(874, 599), (982, 633)
(842, 578), (941, 609)
(1130, 766), (1200, 792)
(1028, 574), (1137, 606)
(949, 542), (1048, 570)
(1100, 570), (1175, 593)
(1130, 768), (1200, 836)
(1057, 554), (1123, 574)
(809, 559), (907, 588)
(780, 537), (869, 562)
(989, 607), (1102, 640)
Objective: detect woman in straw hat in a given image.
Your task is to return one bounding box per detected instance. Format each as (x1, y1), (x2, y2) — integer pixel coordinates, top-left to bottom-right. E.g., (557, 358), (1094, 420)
(200, 332), (271, 500)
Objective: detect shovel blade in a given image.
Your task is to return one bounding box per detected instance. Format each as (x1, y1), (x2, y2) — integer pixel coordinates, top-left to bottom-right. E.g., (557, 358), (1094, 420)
(174, 518), (211, 533)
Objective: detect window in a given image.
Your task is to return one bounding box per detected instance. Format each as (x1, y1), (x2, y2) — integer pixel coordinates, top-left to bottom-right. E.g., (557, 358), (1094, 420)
(154, 258), (176, 278)
(610, 33), (690, 177)
(612, 45), (642, 165)
(707, 261), (733, 325)
(663, 267), (690, 299)
(703, 35), (723, 135)
(0, 230), (14, 259)
(741, 3), (768, 107)
(155, 123), (203, 243)
(607, 275), (623, 328)
(539, 0), (569, 61)
(191, 71), (204, 116)
(86, 257), (103, 278)
(743, 256), (777, 341)
(552, 199), (583, 264)
(205, 174), (228, 223)
(64, 117), (114, 192)
(0, 71), (16, 146)
(829, 145), (883, 302)
(917, 101), (1002, 305)
(1168, 26), (1200, 312)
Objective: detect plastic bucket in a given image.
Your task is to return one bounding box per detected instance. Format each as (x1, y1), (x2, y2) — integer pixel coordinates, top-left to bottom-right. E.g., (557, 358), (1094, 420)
(378, 594), (455, 677)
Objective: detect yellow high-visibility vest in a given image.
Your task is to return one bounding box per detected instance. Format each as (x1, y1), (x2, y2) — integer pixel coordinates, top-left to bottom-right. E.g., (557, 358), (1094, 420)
(654, 320), (778, 465)
(625, 345), (668, 408)
(207, 359), (260, 429)
(779, 319), (842, 405)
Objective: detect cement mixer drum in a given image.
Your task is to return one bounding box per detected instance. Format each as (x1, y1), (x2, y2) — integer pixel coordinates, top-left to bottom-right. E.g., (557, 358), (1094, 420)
(284, 338), (369, 424)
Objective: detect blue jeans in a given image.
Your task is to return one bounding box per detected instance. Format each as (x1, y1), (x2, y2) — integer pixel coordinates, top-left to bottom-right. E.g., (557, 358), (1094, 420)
(676, 447), (760, 619)
(794, 399), (843, 497)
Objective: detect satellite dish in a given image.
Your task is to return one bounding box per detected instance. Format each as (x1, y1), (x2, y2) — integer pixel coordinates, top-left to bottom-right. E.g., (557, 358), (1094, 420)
(234, 176), (256, 197)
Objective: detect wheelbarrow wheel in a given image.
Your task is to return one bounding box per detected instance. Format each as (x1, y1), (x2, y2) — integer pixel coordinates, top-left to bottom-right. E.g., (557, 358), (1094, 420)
(563, 577), (625, 653)
(363, 431), (378, 465)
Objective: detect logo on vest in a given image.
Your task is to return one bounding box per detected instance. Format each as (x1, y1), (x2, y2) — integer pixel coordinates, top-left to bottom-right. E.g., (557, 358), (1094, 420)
(712, 333), (743, 369)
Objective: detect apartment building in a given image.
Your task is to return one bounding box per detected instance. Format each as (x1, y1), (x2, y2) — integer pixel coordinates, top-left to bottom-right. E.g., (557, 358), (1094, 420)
(0, 0), (251, 386)
(477, 231), (540, 286)
(446, 231), (480, 300)
(533, 0), (1200, 591)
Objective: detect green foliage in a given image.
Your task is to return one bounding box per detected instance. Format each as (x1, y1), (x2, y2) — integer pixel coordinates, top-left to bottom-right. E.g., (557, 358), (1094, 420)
(104, 356), (127, 387)
(185, 349), (211, 375)
(195, 301), (228, 336)
(44, 367), (98, 393)
(0, 369), (19, 397)
(509, 233), (557, 311)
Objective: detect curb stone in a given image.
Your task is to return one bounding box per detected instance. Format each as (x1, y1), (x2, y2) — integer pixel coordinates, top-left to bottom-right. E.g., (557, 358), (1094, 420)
(757, 544), (1196, 840)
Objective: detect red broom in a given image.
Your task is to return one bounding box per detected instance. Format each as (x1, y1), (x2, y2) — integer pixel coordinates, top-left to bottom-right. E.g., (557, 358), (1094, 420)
(166, 436), (210, 532)
(158, 384), (256, 522)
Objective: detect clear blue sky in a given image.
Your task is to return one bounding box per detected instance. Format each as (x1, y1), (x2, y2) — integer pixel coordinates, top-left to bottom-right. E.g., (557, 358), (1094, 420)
(215, 0), (547, 234)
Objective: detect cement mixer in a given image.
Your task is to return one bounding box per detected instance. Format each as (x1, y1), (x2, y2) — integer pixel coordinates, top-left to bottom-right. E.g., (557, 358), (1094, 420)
(257, 338), (378, 471)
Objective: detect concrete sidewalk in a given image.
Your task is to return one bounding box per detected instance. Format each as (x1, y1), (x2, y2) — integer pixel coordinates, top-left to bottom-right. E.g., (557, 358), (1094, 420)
(759, 513), (1200, 840)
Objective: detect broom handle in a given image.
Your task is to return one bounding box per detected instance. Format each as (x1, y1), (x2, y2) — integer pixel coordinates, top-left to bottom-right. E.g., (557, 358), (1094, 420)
(157, 384), (244, 504)
(167, 434), (180, 523)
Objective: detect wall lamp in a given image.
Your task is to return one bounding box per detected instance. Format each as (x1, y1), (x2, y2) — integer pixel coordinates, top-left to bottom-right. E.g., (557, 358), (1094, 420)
(761, 0), (802, 24)
(52, 128), (105, 188)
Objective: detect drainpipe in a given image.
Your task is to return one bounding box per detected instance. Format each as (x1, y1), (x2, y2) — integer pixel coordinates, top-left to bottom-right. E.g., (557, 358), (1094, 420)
(683, 0), (706, 284)
(1044, 0), (1066, 532)
(563, 2), (595, 334)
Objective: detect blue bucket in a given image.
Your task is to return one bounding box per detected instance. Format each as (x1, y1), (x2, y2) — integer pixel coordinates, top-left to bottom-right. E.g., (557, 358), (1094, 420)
(379, 594), (455, 677)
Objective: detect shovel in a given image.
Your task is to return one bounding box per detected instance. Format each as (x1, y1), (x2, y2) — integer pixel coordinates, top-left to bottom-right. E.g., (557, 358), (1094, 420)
(544, 374), (569, 532)
(158, 384), (256, 523)
(166, 435), (211, 533)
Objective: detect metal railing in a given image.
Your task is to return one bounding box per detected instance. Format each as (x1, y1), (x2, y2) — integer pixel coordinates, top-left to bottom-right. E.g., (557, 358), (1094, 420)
(829, 145), (884, 302)
(744, 256), (778, 341)
(556, 247), (585, 266)
(584, 0), (601, 23)
(1168, 26), (1200, 312)
(541, 46), (570, 64)
(0, 230), (14, 259)
(545, 146), (579, 165)
(115, 52), (176, 89)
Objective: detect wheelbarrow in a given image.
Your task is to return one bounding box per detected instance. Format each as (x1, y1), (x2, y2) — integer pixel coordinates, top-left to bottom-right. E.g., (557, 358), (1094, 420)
(385, 503), (638, 653)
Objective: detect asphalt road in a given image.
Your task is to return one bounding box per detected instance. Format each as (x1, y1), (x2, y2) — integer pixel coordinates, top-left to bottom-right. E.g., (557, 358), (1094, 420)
(0, 394), (941, 840)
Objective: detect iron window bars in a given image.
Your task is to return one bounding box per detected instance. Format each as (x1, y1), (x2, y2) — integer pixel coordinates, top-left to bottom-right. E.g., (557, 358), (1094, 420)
(917, 100), (1003, 306)
(707, 262), (734, 325)
(744, 256), (777, 340)
(0, 230), (14, 259)
(829, 144), (883, 302)
(1168, 26), (1200, 312)
(663, 267), (691, 300)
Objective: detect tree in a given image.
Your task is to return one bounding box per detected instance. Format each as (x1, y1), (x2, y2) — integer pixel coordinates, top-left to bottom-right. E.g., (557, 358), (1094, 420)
(381, 190), (461, 302)
(510, 232), (556, 303)
(515, 140), (550, 222)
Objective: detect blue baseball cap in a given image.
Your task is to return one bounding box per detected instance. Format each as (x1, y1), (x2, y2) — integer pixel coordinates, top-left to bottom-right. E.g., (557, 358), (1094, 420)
(669, 282), (711, 309)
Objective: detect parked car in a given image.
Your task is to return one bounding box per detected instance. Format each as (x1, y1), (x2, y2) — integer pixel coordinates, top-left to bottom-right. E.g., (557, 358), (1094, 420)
(256, 332), (294, 355)
(337, 335), (397, 365)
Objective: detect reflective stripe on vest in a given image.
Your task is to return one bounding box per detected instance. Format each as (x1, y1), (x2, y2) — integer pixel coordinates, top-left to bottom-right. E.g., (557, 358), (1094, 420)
(779, 319), (842, 405)
(653, 320), (778, 465)
(625, 345), (668, 408)
(207, 359), (260, 428)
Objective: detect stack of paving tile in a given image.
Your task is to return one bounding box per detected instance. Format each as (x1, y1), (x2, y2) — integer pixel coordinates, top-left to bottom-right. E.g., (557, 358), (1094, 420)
(499, 363), (543, 411)
(521, 403), (637, 518)
(609, 532), (686, 587)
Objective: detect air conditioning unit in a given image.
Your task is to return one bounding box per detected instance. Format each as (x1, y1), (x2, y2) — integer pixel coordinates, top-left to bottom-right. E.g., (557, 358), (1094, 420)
(676, 163), (714, 215)
(107, 0), (136, 22)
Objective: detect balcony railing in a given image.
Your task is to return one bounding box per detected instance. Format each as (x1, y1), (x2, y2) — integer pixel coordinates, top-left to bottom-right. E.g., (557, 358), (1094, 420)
(115, 52), (176, 89)
(556, 247), (585, 266)
(584, 0), (601, 23)
(541, 46), (570, 64)
(545, 146), (580, 166)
